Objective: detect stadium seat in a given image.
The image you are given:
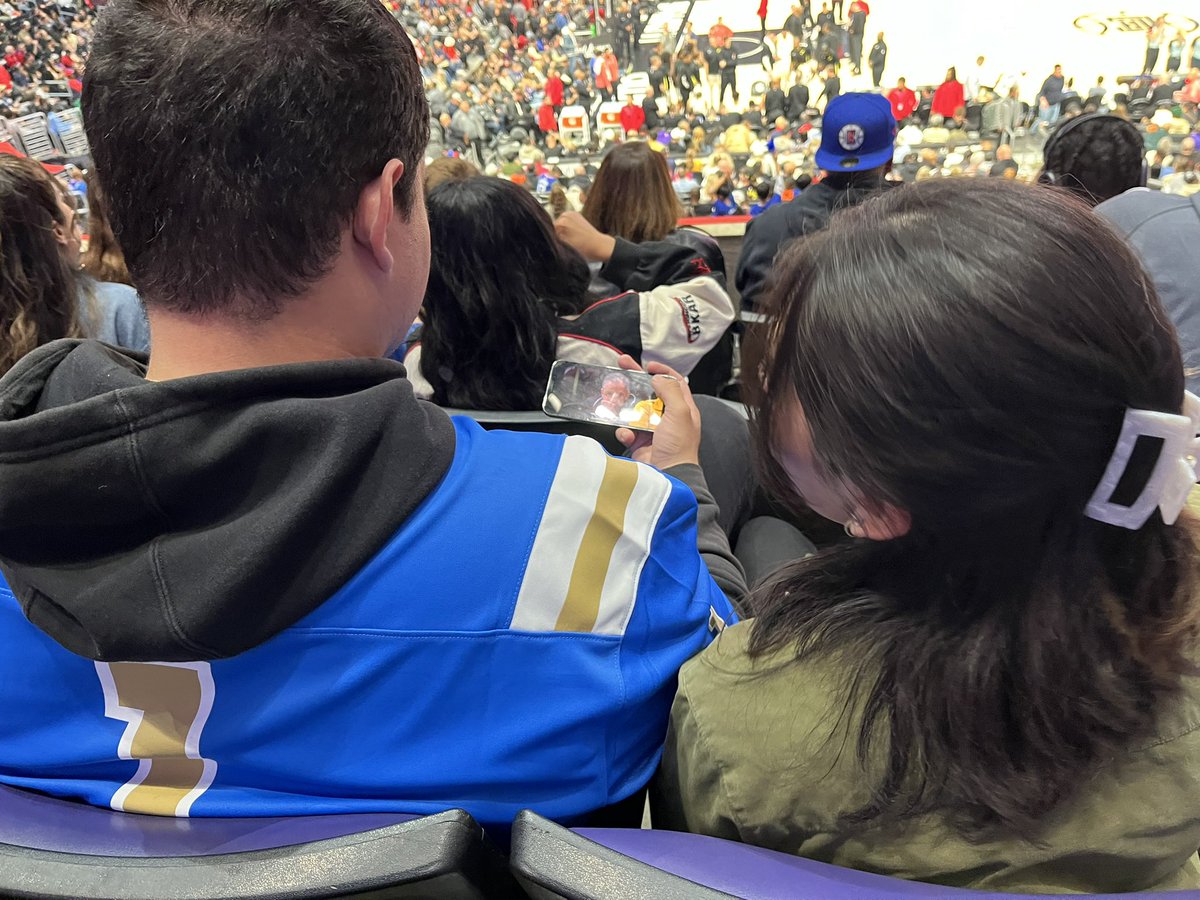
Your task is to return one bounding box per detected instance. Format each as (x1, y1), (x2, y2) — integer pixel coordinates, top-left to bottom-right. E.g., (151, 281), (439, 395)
(508, 810), (1198, 900)
(9, 113), (57, 162)
(964, 103), (983, 133)
(0, 782), (517, 899)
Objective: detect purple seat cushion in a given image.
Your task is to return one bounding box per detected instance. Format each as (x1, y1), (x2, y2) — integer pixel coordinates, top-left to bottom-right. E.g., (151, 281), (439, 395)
(0, 784), (417, 858)
(574, 828), (1197, 900)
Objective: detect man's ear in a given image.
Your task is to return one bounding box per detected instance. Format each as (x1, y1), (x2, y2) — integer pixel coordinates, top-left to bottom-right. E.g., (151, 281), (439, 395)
(352, 158), (405, 274)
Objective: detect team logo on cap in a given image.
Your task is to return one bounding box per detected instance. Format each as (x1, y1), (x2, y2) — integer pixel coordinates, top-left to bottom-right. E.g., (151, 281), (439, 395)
(838, 124), (866, 151)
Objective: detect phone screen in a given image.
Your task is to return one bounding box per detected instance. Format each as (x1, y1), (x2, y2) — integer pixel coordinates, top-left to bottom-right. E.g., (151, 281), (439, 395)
(542, 360), (664, 432)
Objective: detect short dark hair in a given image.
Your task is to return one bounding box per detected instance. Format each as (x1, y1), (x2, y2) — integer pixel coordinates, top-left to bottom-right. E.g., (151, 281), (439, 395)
(1041, 114), (1145, 206)
(83, 0), (429, 318)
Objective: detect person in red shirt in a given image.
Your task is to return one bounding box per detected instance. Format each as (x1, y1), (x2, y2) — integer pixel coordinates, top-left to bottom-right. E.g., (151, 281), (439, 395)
(708, 17), (733, 49)
(887, 76), (917, 121)
(931, 66), (964, 121)
(619, 96), (645, 134)
(3, 46), (24, 70)
(545, 67), (564, 109)
(537, 99), (559, 140)
(757, 0), (769, 35)
(597, 49), (620, 100)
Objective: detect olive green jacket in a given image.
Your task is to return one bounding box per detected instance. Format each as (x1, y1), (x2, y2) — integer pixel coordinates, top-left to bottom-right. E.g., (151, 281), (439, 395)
(652, 620), (1200, 893)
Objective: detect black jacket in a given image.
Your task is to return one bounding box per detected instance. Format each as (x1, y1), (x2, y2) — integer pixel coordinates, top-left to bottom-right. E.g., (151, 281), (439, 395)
(786, 83), (810, 118)
(642, 95), (661, 130)
(764, 88), (787, 119)
(0, 341), (456, 660)
(735, 179), (890, 309)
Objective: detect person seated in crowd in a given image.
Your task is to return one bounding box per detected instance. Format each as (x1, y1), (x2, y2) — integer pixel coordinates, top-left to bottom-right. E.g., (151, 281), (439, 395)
(737, 93), (897, 310)
(709, 182), (741, 216)
(423, 154), (480, 193)
(0, 156), (147, 375)
(582, 140), (726, 281)
(655, 177), (1200, 893)
(1037, 113), (1146, 206)
(1098, 178), (1200, 393)
(749, 181), (781, 215)
(1148, 135), (1176, 178)
(0, 0), (743, 836)
(406, 176), (735, 407)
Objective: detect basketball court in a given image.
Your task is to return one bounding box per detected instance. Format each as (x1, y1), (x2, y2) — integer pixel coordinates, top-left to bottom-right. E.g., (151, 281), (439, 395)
(637, 1), (1197, 103)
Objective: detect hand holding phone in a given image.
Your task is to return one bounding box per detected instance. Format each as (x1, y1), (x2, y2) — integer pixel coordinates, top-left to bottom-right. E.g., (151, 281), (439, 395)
(540, 356), (701, 470)
(614, 355), (702, 470)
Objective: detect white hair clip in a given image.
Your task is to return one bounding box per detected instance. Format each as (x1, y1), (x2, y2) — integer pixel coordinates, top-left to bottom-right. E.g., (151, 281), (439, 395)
(1085, 392), (1200, 530)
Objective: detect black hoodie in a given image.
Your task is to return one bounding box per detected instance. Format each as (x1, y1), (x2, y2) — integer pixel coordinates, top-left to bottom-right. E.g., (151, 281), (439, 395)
(0, 340), (455, 662)
(0, 340), (746, 664)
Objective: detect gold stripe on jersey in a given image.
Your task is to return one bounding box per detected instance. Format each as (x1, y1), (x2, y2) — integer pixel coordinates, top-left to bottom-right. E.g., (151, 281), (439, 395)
(555, 454), (640, 632)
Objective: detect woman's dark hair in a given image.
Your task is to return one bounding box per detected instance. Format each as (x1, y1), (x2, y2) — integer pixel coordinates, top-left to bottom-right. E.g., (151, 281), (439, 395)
(582, 141), (682, 243)
(1041, 114), (1146, 206)
(749, 178), (1199, 836)
(81, 171), (132, 286)
(420, 176), (590, 409)
(0, 156), (81, 374)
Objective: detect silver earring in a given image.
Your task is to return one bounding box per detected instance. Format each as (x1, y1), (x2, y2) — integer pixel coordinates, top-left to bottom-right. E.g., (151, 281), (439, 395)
(844, 515), (862, 538)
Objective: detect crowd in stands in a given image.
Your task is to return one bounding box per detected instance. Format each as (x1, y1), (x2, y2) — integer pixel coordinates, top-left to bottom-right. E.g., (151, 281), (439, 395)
(4, 0), (1200, 897)
(388, 0), (1200, 220)
(0, 0), (92, 121)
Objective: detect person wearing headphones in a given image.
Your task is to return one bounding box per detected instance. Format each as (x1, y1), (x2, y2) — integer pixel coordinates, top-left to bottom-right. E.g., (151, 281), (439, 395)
(1037, 112), (1147, 207)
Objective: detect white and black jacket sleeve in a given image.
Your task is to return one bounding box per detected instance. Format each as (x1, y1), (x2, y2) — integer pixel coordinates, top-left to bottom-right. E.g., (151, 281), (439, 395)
(589, 238), (736, 376)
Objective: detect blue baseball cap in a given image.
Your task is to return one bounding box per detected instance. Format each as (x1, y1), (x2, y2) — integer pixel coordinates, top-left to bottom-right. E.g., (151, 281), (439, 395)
(815, 93), (898, 173)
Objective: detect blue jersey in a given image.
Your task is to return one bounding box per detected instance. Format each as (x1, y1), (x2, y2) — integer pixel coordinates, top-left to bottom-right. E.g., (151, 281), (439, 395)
(0, 418), (736, 829)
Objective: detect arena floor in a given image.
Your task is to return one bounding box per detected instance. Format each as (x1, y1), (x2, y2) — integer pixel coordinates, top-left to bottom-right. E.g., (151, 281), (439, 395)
(639, 0), (1198, 102)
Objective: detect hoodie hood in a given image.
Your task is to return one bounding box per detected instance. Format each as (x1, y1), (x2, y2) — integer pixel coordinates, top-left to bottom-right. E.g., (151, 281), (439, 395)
(0, 340), (456, 662)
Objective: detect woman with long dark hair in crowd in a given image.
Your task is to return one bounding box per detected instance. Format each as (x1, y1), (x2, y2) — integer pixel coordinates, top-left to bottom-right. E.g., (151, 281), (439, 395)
(405, 176), (735, 409)
(0, 157), (147, 375)
(654, 178), (1200, 892)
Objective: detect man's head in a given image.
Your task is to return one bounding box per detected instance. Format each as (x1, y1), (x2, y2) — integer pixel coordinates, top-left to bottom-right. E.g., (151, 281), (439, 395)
(815, 93), (896, 178)
(599, 373), (632, 413)
(84, 0), (430, 330)
(976, 55), (985, 66)
(1053, 64), (1063, 77)
(1039, 113), (1146, 206)
(897, 76), (906, 88)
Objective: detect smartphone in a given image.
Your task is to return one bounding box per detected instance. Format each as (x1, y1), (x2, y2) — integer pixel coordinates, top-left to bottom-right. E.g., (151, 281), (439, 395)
(542, 360), (665, 432)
